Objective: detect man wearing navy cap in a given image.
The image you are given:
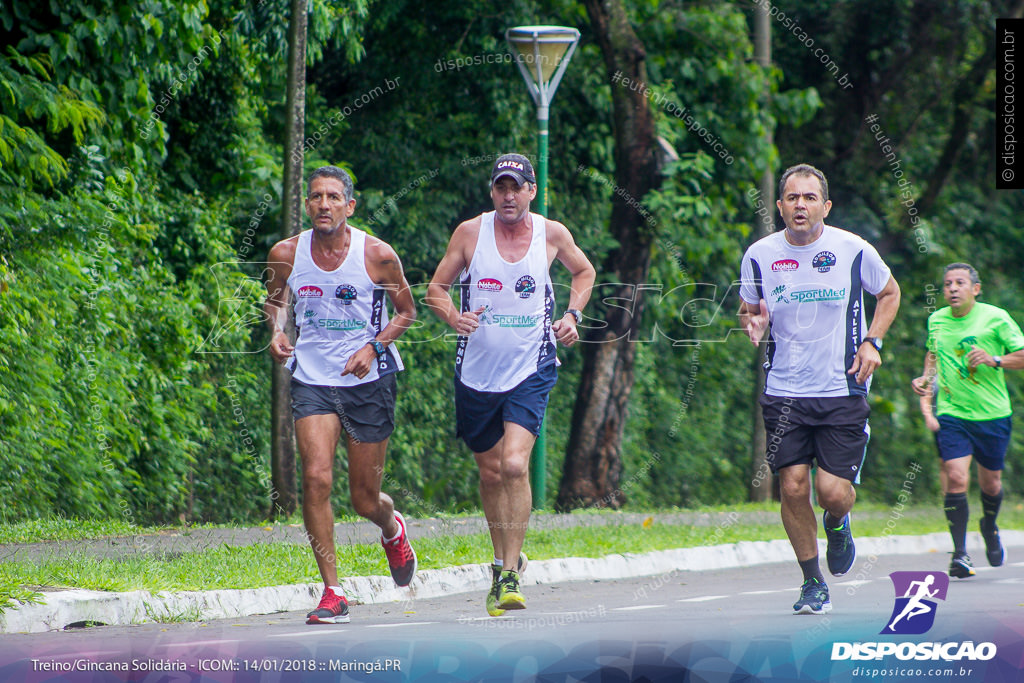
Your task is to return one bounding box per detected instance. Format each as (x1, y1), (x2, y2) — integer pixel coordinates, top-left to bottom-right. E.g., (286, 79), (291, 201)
(426, 153), (595, 616)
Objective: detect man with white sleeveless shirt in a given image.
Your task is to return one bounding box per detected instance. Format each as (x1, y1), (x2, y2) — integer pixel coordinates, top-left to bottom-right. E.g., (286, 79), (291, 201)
(739, 163), (901, 615)
(265, 165), (418, 624)
(426, 153), (595, 615)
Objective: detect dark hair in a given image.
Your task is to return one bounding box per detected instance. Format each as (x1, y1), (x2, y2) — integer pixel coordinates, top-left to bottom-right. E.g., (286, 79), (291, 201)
(778, 163), (829, 203)
(944, 262), (980, 286)
(308, 165), (354, 202)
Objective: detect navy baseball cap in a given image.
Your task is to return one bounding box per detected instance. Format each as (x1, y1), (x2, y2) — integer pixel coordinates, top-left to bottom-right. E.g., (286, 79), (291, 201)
(490, 153), (537, 185)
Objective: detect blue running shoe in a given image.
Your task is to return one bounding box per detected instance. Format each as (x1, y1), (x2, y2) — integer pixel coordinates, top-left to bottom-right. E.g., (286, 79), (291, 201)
(824, 512), (856, 576)
(949, 551), (975, 579)
(793, 578), (832, 615)
(980, 518), (1005, 567)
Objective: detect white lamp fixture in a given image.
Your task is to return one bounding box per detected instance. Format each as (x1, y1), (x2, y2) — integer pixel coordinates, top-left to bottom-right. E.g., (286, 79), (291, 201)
(505, 25), (581, 116)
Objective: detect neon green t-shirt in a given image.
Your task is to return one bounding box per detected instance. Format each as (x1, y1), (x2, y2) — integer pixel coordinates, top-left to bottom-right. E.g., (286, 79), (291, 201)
(926, 302), (1024, 420)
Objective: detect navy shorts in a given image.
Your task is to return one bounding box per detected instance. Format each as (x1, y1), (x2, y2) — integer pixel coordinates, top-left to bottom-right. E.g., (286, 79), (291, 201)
(936, 414), (1011, 471)
(290, 373), (397, 444)
(760, 394), (870, 483)
(455, 363), (557, 453)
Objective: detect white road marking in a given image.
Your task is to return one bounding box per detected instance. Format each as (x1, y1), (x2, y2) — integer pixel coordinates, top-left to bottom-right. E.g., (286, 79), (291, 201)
(677, 595), (727, 602)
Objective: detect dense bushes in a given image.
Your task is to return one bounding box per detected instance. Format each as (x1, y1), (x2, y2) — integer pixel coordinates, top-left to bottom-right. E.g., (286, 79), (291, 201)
(0, 173), (272, 523)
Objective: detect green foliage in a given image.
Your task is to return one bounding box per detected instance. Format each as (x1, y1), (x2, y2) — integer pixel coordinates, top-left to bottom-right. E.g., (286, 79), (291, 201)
(0, 48), (104, 189)
(0, 0), (370, 525)
(1, 0), (1017, 528)
(0, 169), (272, 523)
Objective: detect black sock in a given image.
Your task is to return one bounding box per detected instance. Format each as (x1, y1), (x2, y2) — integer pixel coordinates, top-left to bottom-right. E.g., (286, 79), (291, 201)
(799, 556), (824, 583)
(981, 490), (1003, 532)
(944, 492), (969, 554)
(823, 510), (846, 529)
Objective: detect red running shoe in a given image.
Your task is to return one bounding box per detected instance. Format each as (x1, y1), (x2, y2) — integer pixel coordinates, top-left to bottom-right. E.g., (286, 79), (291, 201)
(306, 587), (350, 624)
(382, 511), (417, 587)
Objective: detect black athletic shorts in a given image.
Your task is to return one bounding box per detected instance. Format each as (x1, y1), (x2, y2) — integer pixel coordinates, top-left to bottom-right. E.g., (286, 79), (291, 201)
(290, 372), (397, 443)
(760, 394), (870, 483)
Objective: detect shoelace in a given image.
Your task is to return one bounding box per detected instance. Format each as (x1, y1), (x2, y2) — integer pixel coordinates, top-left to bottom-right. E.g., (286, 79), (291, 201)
(384, 534), (414, 564)
(827, 521), (849, 548)
(317, 590), (344, 613)
(800, 580), (824, 599)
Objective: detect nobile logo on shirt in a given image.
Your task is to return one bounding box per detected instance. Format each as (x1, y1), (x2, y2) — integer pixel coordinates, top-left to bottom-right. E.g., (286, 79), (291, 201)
(881, 571), (949, 635)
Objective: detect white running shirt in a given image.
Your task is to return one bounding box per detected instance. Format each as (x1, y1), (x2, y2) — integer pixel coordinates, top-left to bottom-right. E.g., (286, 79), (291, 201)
(286, 228), (402, 387)
(739, 225), (891, 397)
(456, 211), (557, 392)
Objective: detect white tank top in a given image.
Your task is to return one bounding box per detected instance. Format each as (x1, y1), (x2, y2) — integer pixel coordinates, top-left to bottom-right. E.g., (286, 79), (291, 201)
(286, 228), (403, 386)
(456, 211), (557, 392)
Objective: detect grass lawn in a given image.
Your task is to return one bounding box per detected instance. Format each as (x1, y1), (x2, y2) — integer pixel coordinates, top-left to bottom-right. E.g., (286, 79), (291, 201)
(2, 501), (1021, 614)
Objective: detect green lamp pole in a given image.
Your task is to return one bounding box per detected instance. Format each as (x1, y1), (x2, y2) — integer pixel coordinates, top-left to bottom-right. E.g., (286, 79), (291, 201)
(505, 25), (580, 509)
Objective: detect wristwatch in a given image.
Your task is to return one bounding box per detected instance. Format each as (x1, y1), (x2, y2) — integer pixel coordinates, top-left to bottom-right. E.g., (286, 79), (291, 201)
(565, 309), (583, 324)
(993, 355), (1002, 368)
(862, 337), (883, 351)
(369, 340), (386, 359)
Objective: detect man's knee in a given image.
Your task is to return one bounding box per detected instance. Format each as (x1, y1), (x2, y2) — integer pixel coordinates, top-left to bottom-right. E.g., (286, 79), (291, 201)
(479, 465), (503, 489)
(945, 465), (969, 491)
(303, 469), (333, 502)
(779, 472), (810, 501)
(501, 452), (531, 481)
(978, 471), (1002, 496)
(817, 483), (853, 512)
(350, 489), (380, 519)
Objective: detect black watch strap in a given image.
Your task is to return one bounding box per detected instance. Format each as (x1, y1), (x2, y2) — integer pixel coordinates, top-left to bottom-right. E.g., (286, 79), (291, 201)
(565, 309), (582, 324)
(370, 340), (386, 358)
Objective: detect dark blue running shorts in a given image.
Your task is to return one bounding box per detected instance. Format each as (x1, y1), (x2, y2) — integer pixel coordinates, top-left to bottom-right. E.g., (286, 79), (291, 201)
(936, 414), (1011, 471)
(454, 363), (558, 453)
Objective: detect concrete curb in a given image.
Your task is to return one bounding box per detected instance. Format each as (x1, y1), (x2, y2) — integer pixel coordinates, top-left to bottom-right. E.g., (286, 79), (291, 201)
(3, 531), (1020, 634)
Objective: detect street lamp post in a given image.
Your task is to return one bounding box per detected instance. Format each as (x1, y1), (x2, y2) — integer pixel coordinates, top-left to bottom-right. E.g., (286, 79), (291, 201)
(505, 25), (580, 509)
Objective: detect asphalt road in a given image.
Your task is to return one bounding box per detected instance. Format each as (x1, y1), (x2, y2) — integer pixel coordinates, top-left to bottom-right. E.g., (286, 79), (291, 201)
(2, 551), (1022, 682)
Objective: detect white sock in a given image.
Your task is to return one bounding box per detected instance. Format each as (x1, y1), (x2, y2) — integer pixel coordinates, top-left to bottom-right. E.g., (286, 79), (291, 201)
(328, 585), (345, 598)
(493, 558), (503, 568)
(382, 513), (403, 543)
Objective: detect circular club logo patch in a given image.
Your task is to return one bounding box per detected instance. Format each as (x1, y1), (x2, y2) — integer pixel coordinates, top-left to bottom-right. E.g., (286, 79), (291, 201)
(515, 275), (536, 299)
(477, 278), (503, 292)
(812, 251), (836, 273)
(335, 284), (358, 304)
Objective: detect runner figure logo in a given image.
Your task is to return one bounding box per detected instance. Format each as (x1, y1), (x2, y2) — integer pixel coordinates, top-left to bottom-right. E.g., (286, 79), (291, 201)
(881, 571), (949, 635)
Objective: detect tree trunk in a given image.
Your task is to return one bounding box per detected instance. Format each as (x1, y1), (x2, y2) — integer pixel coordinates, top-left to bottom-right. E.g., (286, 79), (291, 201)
(557, 0), (659, 510)
(749, 0), (773, 503)
(269, 0), (307, 519)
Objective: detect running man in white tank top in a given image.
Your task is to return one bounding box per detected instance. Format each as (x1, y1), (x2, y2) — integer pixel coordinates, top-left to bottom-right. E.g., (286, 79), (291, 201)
(265, 166), (418, 625)
(426, 154), (596, 616)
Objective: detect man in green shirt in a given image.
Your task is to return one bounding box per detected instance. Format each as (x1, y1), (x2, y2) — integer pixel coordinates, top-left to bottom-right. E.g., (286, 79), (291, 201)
(912, 263), (1024, 578)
